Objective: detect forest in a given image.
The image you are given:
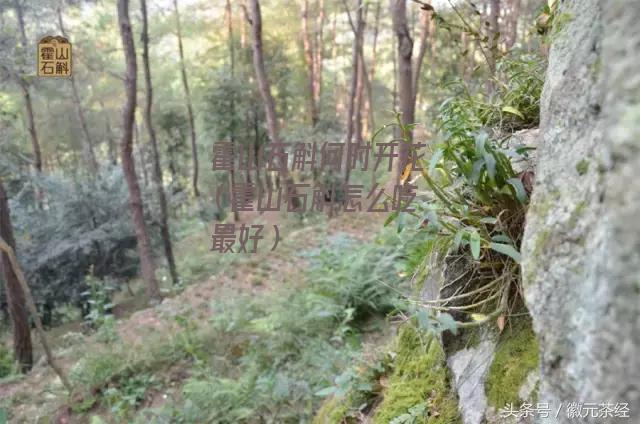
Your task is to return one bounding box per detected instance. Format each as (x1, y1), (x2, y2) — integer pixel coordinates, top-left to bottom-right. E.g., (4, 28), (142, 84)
(1, 0), (638, 423)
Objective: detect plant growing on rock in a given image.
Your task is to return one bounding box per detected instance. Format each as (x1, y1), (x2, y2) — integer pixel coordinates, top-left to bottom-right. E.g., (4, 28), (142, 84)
(387, 55), (545, 331)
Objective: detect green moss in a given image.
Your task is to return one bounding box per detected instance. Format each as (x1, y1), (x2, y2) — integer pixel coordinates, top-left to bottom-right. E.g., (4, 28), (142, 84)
(313, 396), (351, 424)
(485, 317), (539, 408)
(373, 326), (460, 424)
(568, 201), (587, 228)
(576, 159), (590, 176)
(524, 228), (551, 284)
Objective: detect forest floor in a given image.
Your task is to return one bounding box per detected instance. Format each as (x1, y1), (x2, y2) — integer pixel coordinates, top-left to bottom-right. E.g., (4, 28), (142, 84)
(0, 210), (388, 423)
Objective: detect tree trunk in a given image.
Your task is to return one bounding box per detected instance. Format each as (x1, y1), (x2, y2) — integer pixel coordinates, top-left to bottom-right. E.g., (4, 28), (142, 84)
(341, 0), (364, 186)
(173, 0), (199, 197)
(0, 179), (32, 373)
(246, 0), (297, 201)
(247, 0), (279, 141)
(141, 0), (179, 286)
(101, 101), (117, 166)
(0, 232), (72, 392)
(14, 0), (42, 177)
(331, 10), (341, 120)
(226, 0), (240, 222)
(117, 0), (161, 302)
(57, 7), (98, 174)
(412, 9), (430, 109)
(488, 0), (501, 76)
(363, 1), (381, 138)
(314, 0), (325, 123)
(391, 0), (415, 181)
(301, 0), (319, 127)
(134, 121), (149, 187)
(505, 0), (520, 50)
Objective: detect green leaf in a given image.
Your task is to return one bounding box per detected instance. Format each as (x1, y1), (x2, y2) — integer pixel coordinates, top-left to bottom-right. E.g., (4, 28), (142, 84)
(483, 151), (497, 181)
(491, 234), (512, 243)
(480, 217), (497, 224)
(315, 386), (336, 397)
(474, 131), (488, 155)
(428, 148), (444, 176)
(384, 210), (400, 227)
(471, 159), (485, 184)
(470, 231), (481, 260)
(416, 309), (432, 331)
(490, 242), (522, 263)
(436, 312), (459, 335)
(506, 178), (528, 203)
(453, 229), (464, 251)
(502, 106), (525, 120)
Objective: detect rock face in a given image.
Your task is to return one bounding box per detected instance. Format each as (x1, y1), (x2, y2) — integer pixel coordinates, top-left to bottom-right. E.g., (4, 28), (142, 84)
(521, 0), (640, 422)
(447, 336), (495, 424)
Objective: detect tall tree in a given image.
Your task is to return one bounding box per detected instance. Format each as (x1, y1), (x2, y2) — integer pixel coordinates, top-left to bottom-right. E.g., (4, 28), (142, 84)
(342, 0), (363, 150)
(301, 0), (319, 127)
(412, 9), (430, 108)
(0, 178), (32, 372)
(300, 0), (326, 127)
(390, 0), (415, 180)
(101, 100), (117, 166)
(488, 0), (501, 75)
(363, 1), (381, 137)
(117, 0), (161, 302)
(390, 0), (430, 181)
(314, 0), (325, 122)
(225, 0), (240, 222)
(140, 0), (179, 285)
(246, 0), (297, 200)
(13, 0), (42, 177)
(173, 0), (199, 197)
(504, 0), (521, 50)
(57, 6), (98, 173)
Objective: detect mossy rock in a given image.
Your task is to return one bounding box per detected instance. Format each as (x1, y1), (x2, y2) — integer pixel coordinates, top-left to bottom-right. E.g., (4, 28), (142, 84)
(372, 325), (460, 424)
(485, 317), (539, 408)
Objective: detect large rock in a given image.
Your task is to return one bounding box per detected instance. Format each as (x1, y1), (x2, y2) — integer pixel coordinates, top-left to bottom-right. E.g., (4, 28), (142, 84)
(521, 0), (640, 422)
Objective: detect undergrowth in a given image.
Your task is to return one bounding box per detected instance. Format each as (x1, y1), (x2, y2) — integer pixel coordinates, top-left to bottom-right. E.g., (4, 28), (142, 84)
(65, 229), (407, 422)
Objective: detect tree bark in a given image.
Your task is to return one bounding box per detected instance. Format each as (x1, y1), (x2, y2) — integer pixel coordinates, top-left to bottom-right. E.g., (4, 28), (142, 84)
(141, 0), (179, 286)
(331, 10), (340, 119)
(226, 0), (240, 222)
(57, 7), (98, 174)
(101, 101), (117, 166)
(488, 0), (501, 75)
(363, 1), (381, 138)
(412, 9), (430, 109)
(505, 0), (520, 50)
(173, 0), (199, 197)
(314, 0), (325, 122)
(342, 0), (364, 186)
(246, 1), (279, 145)
(246, 0), (297, 201)
(0, 179), (32, 373)
(301, 0), (319, 127)
(14, 0), (42, 177)
(391, 0), (415, 181)
(117, 0), (161, 302)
